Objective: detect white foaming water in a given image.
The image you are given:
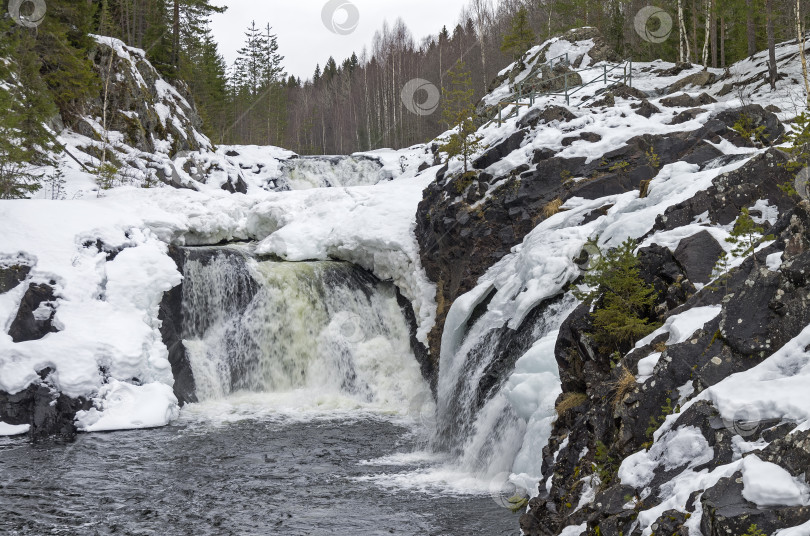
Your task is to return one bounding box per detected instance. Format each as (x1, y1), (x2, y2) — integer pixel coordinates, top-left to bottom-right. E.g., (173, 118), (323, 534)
(277, 156), (389, 190)
(181, 247), (429, 418)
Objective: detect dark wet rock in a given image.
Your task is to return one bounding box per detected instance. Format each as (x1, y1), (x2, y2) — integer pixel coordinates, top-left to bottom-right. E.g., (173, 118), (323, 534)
(0, 369), (91, 442)
(8, 283), (59, 343)
(655, 149), (796, 233)
(416, 108), (767, 363)
(474, 130), (528, 170)
(701, 473), (810, 536)
(221, 175), (249, 194)
(396, 289), (436, 395)
(656, 62), (694, 77)
(561, 132), (602, 146)
(518, 105), (577, 130)
(158, 246), (198, 406)
(0, 263), (30, 294)
(714, 104), (785, 146)
(650, 510), (690, 536)
(670, 107), (707, 124)
(633, 99), (661, 118)
(667, 70), (718, 93)
(524, 202), (810, 536)
(673, 230), (724, 284)
(660, 92), (717, 108)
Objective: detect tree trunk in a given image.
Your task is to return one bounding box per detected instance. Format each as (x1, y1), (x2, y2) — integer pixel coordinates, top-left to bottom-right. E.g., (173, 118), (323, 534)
(721, 16), (725, 68)
(797, 0), (810, 106)
(767, 0), (777, 89)
(702, 0), (711, 66)
(746, 0), (756, 57)
(172, 0), (180, 70)
(710, 0), (717, 68)
(678, 0), (691, 62)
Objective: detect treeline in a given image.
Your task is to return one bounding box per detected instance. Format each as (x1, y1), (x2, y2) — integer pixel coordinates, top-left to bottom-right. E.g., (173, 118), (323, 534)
(223, 0), (810, 154)
(1, 0), (809, 161)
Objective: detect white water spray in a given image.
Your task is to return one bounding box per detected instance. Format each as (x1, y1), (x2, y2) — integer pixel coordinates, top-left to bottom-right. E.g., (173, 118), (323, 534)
(180, 247), (427, 414)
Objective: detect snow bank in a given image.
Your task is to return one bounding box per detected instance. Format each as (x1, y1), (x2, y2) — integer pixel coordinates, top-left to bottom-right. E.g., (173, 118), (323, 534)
(741, 455), (810, 507)
(76, 380), (179, 432)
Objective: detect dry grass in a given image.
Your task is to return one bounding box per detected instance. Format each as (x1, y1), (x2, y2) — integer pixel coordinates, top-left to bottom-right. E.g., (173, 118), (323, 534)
(611, 367), (637, 409)
(543, 197), (564, 218)
(654, 341), (668, 353)
(638, 180), (652, 199)
(556, 392), (588, 416)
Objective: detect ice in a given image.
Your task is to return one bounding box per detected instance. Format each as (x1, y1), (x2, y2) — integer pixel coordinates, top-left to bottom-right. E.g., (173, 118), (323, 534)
(0, 422), (30, 436)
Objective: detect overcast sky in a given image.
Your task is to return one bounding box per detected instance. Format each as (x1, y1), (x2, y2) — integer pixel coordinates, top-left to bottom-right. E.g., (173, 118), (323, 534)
(210, 0), (470, 80)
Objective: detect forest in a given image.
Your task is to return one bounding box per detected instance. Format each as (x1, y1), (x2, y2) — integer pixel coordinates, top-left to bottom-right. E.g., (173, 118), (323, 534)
(1, 0), (806, 155)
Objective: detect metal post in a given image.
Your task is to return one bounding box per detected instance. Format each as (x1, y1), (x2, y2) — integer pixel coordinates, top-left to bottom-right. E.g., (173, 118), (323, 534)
(565, 73), (569, 105)
(629, 59), (633, 87)
(604, 65), (607, 84)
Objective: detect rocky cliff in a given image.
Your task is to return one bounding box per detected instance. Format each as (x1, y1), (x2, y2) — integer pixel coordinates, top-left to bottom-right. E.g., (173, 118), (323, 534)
(416, 28), (810, 535)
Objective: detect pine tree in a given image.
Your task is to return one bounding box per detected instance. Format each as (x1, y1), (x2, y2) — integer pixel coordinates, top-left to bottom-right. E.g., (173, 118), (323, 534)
(501, 7), (535, 60)
(575, 239), (660, 352)
(440, 61), (483, 173)
(726, 208), (765, 258)
(0, 21), (59, 199)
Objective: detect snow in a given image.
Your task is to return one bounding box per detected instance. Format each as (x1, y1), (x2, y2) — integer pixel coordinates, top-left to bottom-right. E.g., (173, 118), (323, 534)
(767, 251), (784, 272)
(776, 520), (810, 536)
(0, 422), (30, 436)
(559, 522), (587, 536)
(635, 306), (723, 349)
(75, 380), (179, 432)
(618, 426), (715, 489)
(636, 352), (662, 383)
(741, 455), (810, 507)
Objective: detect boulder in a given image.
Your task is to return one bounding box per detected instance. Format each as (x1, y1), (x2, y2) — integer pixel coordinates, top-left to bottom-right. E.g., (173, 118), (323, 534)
(0, 263), (30, 294)
(667, 70), (718, 93)
(634, 99), (661, 118)
(673, 230), (724, 284)
(8, 283), (59, 343)
(517, 105), (576, 129)
(660, 92), (717, 108)
(474, 130), (528, 170)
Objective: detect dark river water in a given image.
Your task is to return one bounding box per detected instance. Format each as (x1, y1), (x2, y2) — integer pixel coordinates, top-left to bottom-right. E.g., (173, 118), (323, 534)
(0, 415), (519, 535)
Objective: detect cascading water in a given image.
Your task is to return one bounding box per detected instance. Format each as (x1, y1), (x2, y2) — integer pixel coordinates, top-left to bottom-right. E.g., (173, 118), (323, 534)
(275, 155), (390, 190)
(180, 246), (429, 413)
(431, 291), (580, 487)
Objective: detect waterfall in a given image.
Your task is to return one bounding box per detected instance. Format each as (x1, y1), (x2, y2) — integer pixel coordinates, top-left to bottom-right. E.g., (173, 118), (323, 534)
(275, 156), (390, 190)
(179, 246), (428, 412)
(434, 291), (580, 482)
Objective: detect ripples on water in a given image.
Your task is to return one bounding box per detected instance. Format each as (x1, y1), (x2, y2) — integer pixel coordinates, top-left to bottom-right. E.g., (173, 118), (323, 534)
(0, 411), (518, 536)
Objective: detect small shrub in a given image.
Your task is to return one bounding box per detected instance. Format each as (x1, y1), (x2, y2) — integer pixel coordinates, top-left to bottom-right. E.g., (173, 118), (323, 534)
(742, 524), (767, 536)
(732, 113), (768, 145)
(593, 441), (616, 487)
(645, 146), (661, 169)
(609, 160), (630, 173)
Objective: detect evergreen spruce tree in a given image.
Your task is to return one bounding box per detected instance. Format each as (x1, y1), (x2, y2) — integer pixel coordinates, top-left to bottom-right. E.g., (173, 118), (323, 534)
(575, 239), (660, 352)
(440, 61), (483, 173)
(500, 7), (535, 60)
